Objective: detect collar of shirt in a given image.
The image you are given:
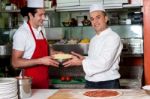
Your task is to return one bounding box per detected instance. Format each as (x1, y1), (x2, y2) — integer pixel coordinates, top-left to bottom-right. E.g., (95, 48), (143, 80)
(32, 26), (42, 35)
(96, 27), (111, 38)
(32, 27), (44, 39)
(23, 23), (44, 39)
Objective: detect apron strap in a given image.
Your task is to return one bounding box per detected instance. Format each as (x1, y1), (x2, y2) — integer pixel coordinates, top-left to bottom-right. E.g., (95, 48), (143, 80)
(27, 21), (46, 40)
(27, 21), (36, 41)
(40, 31), (46, 40)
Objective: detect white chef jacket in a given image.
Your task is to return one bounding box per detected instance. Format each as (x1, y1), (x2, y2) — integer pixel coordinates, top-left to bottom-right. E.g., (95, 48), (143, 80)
(82, 28), (123, 82)
(13, 22), (47, 59)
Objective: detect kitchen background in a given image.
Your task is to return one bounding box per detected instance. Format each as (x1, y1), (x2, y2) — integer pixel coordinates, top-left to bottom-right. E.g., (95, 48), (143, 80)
(0, 0), (144, 89)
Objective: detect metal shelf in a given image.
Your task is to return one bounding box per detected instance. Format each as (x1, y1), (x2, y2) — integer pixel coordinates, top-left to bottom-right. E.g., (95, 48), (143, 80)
(0, 10), (20, 13)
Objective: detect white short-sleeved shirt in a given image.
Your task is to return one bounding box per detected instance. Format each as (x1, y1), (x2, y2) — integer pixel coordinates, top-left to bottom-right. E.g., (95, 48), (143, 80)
(13, 22), (47, 59)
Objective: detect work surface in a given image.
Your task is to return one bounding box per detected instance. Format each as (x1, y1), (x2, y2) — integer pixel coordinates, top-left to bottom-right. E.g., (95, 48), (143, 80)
(25, 89), (150, 99)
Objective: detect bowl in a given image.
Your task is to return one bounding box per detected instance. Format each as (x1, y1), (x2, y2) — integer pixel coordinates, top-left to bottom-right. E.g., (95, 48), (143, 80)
(62, 22), (71, 27)
(78, 43), (89, 55)
(82, 21), (91, 26)
(142, 85), (150, 95)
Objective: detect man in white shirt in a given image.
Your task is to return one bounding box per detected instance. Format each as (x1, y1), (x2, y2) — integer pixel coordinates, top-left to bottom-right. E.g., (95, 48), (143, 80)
(63, 4), (123, 89)
(12, 0), (59, 89)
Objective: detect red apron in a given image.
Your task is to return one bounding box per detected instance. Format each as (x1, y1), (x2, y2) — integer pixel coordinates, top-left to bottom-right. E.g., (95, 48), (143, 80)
(24, 22), (49, 89)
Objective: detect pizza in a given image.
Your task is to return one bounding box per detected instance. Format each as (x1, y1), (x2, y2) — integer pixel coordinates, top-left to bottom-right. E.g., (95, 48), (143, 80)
(52, 53), (72, 60)
(83, 90), (119, 97)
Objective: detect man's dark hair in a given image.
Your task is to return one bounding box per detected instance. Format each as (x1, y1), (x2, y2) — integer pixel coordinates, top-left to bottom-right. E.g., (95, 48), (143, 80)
(27, 7), (37, 16)
(20, 7), (28, 17)
(21, 7), (39, 18)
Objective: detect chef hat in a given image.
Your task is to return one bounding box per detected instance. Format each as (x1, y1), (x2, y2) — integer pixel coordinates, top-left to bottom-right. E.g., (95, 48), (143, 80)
(27, 0), (44, 8)
(90, 4), (105, 13)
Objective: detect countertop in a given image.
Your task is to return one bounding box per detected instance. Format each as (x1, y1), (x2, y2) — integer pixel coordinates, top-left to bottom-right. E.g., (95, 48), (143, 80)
(24, 89), (150, 99)
(24, 89), (57, 99)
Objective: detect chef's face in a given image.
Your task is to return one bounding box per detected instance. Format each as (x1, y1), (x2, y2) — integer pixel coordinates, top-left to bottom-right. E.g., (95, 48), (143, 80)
(90, 11), (108, 34)
(29, 8), (45, 28)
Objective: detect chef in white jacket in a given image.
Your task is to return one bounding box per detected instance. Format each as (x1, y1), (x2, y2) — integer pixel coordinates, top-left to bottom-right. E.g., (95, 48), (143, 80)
(63, 4), (123, 89)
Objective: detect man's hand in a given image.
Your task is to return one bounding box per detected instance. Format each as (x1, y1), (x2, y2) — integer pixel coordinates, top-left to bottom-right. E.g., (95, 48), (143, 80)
(38, 56), (59, 67)
(63, 52), (85, 67)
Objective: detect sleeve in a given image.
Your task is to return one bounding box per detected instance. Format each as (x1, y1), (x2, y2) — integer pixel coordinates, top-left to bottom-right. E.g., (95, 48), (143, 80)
(82, 35), (123, 77)
(12, 29), (27, 51)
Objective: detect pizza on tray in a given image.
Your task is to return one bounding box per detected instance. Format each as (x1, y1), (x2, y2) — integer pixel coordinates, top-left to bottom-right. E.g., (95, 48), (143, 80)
(83, 90), (121, 97)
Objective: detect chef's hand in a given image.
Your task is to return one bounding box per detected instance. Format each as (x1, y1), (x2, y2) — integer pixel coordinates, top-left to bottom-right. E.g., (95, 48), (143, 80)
(71, 52), (85, 60)
(63, 52), (85, 67)
(38, 56), (59, 67)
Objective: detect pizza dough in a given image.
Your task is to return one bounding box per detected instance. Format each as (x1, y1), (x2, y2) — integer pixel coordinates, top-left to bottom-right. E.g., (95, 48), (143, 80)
(48, 89), (122, 99)
(83, 90), (119, 97)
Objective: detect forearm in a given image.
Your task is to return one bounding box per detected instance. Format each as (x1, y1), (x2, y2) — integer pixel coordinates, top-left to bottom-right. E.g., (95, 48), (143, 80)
(12, 58), (42, 68)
